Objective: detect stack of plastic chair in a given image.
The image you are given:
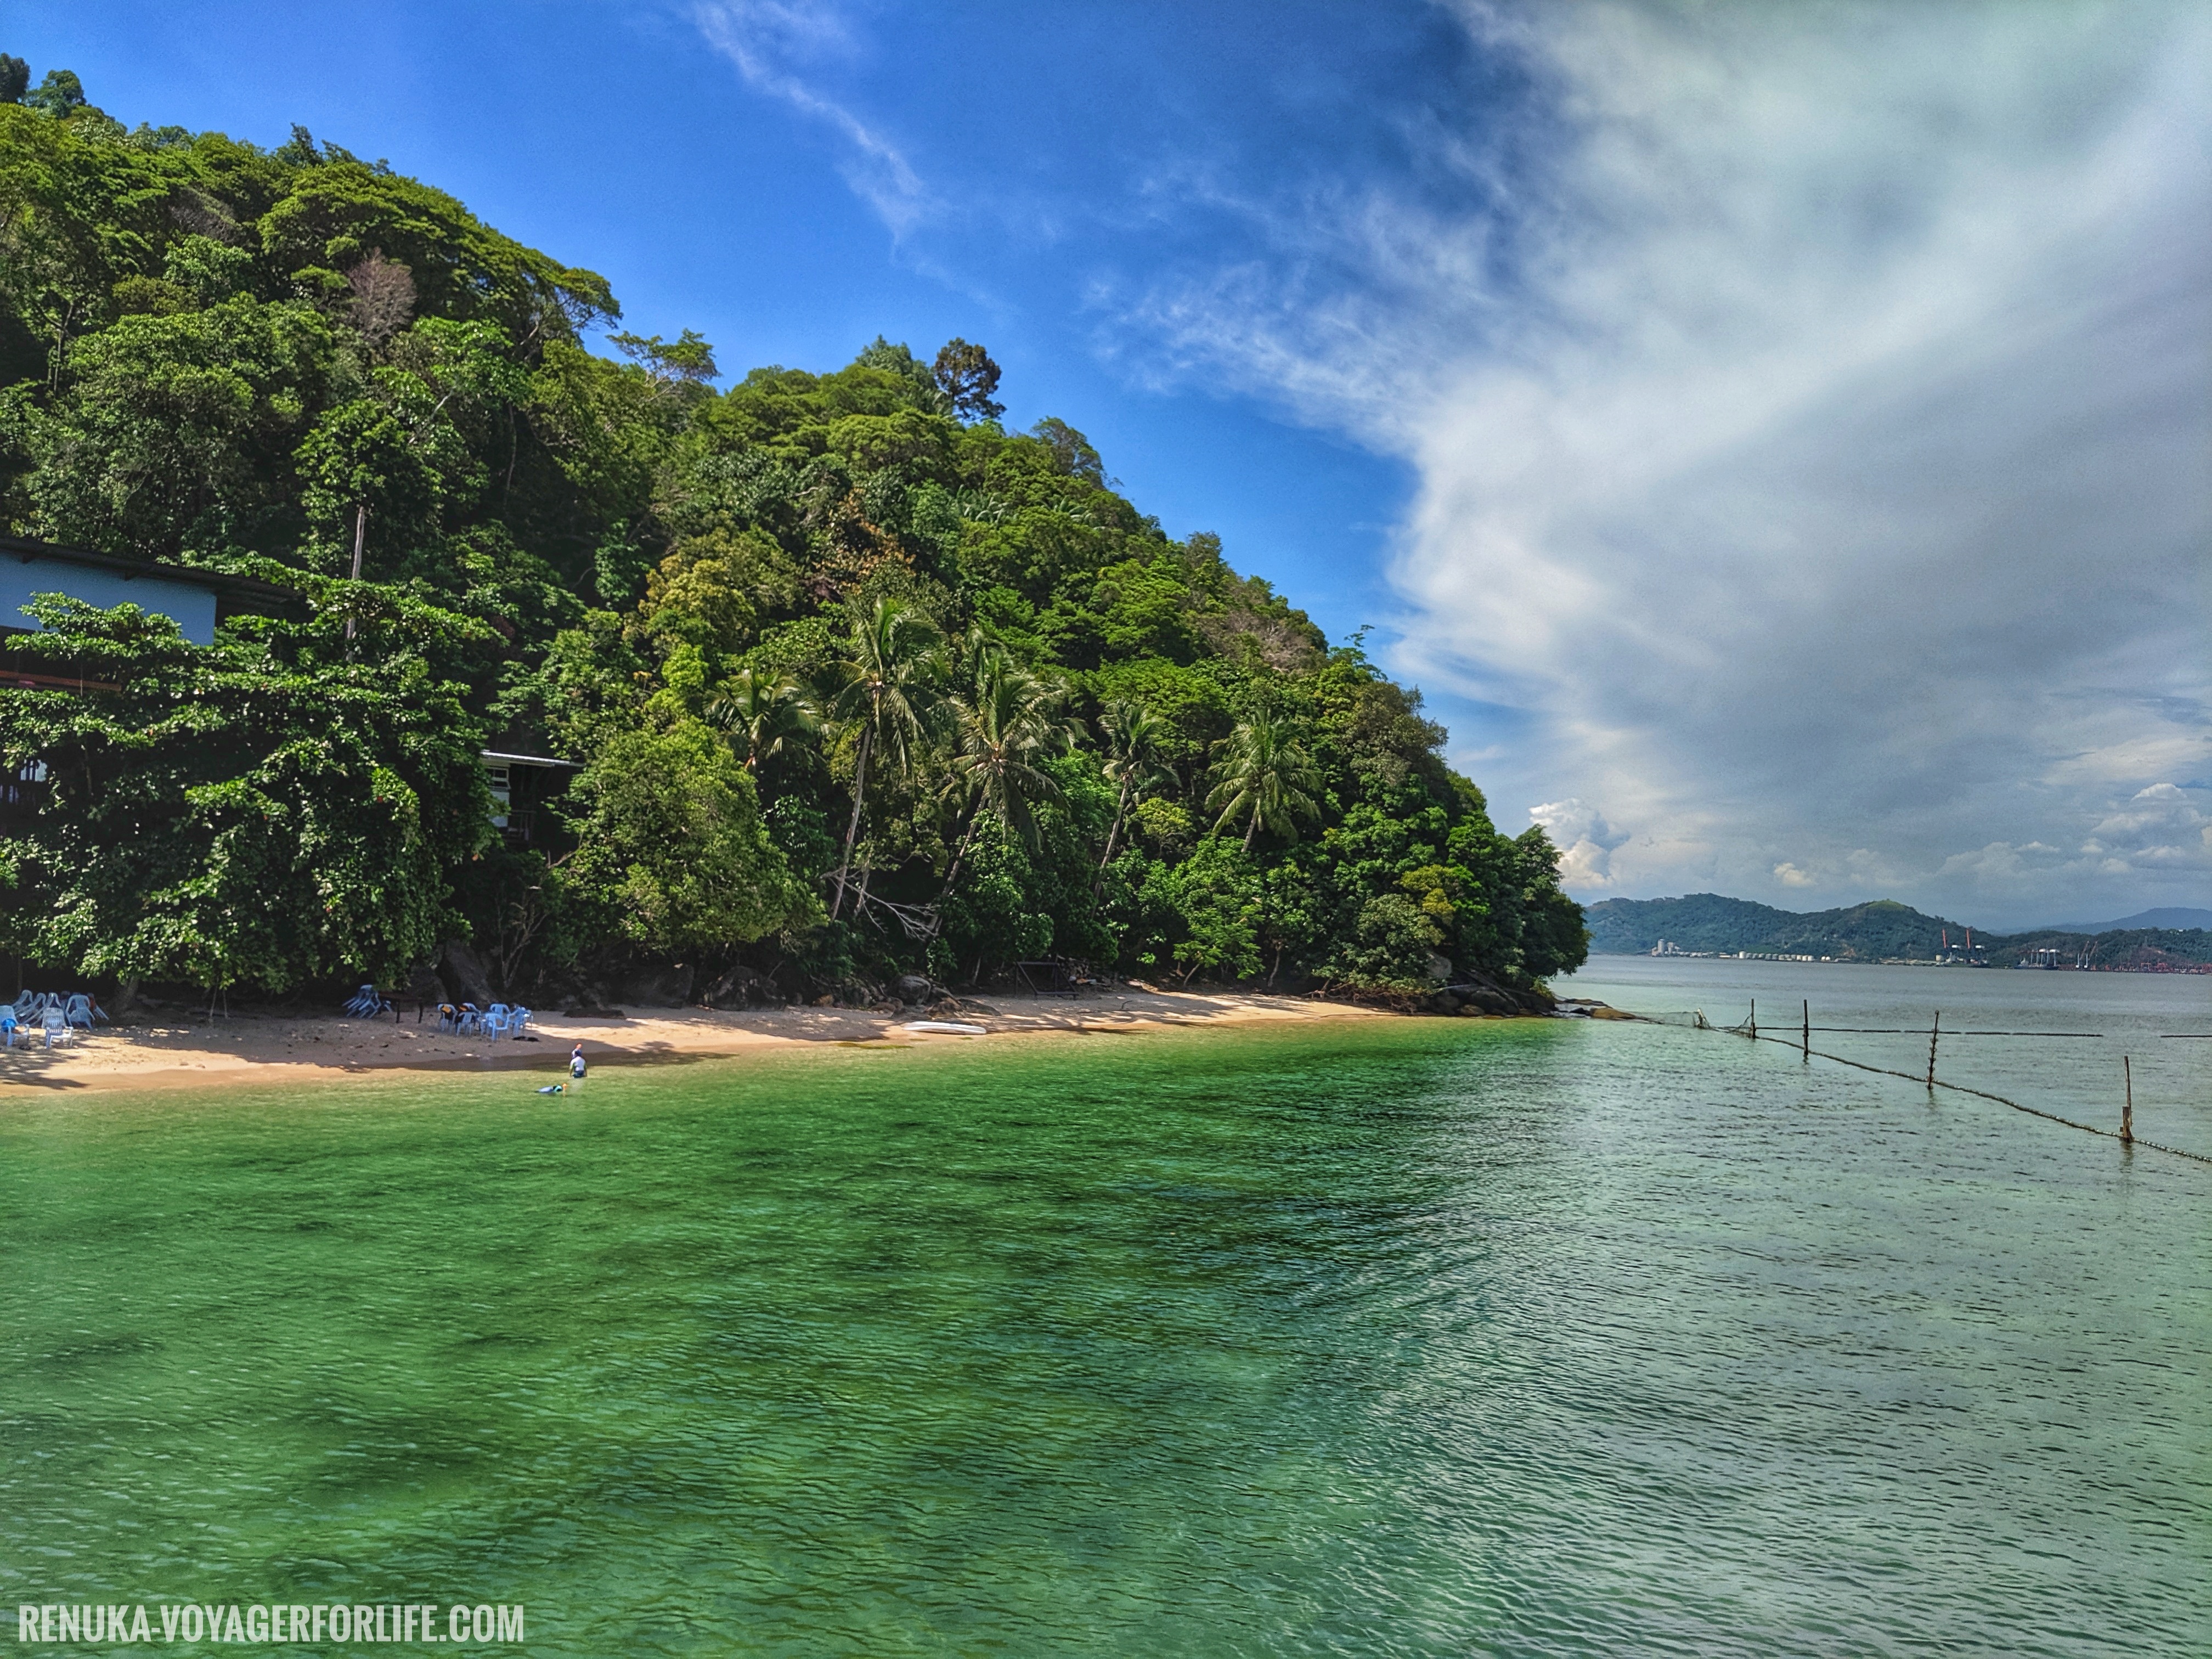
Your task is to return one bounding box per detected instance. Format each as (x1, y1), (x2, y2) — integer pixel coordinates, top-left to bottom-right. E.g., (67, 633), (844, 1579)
(457, 1003), (483, 1035)
(506, 1006), (533, 1036)
(436, 1003), (460, 1032)
(41, 1002), (71, 1047)
(343, 984), (392, 1018)
(64, 994), (99, 1031)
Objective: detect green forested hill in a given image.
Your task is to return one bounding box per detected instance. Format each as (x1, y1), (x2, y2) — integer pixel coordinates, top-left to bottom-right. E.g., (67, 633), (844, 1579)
(1980, 927), (2212, 969)
(1587, 894), (1984, 958)
(1585, 893), (2212, 967)
(0, 72), (1584, 1006)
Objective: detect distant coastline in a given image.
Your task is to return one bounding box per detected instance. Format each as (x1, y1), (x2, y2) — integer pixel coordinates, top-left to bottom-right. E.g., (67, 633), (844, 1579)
(1585, 893), (2212, 972)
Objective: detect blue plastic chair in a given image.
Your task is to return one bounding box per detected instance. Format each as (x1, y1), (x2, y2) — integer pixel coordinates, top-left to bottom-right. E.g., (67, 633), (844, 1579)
(343, 984), (392, 1019)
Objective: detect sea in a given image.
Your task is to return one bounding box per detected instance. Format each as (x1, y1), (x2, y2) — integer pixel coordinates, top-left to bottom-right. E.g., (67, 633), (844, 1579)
(1, 959), (2204, 1656)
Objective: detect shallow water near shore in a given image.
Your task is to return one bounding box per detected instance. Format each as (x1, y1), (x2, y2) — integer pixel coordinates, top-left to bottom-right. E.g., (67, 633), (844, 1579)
(3, 1012), (2206, 1655)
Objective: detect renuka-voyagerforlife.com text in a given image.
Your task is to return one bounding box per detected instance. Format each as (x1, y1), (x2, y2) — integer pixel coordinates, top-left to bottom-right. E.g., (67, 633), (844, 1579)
(15, 1601), (524, 1645)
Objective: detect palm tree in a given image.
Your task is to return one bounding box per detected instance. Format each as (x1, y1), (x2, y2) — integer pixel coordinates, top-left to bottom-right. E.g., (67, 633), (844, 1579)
(704, 667), (818, 771)
(828, 596), (940, 917)
(1096, 697), (1173, 872)
(1206, 711), (1321, 851)
(941, 645), (1074, 890)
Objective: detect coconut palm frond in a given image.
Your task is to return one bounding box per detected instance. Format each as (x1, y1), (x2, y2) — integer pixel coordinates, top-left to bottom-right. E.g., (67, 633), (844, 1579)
(1206, 710), (1321, 851)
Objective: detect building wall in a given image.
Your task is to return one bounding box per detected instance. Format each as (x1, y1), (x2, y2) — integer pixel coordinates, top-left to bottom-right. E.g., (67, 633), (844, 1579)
(0, 560), (220, 645)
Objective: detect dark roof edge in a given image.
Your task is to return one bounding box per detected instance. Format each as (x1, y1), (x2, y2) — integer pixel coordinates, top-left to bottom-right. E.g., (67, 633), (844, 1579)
(0, 537), (309, 614)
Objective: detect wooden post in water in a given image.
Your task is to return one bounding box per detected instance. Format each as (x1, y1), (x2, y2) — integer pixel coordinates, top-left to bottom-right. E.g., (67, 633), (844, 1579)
(2122, 1056), (2134, 1144)
(1802, 999), (1810, 1062)
(1926, 1011), (1940, 1089)
(1749, 998), (1756, 1040)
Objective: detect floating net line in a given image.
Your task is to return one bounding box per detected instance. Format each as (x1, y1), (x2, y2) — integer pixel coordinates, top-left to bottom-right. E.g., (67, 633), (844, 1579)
(1624, 1006), (2211, 1167)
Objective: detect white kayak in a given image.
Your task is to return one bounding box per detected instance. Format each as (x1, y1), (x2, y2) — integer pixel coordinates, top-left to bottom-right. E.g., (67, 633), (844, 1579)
(901, 1020), (988, 1035)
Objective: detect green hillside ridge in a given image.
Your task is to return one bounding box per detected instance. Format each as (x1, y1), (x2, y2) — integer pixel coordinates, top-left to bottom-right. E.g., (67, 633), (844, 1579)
(0, 75), (1585, 1008)
(1584, 894), (1973, 959)
(1586, 894), (2212, 967)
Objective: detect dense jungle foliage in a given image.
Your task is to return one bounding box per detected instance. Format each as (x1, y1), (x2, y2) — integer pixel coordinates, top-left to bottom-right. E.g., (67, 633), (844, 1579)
(0, 71), (1585, 1007)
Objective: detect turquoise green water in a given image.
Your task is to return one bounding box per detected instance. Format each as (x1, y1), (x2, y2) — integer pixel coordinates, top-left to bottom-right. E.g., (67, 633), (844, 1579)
(3, 1019), (2206, 1655)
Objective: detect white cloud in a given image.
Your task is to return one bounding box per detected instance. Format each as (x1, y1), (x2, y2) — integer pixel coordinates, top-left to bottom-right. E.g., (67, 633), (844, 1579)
(1936, 839), (2068, 891)
(1105, 0), (2212, 923)
(691, 1), (928, 233)
(2080, 782), (2212, 868)
(1530, 796), (1629, 887)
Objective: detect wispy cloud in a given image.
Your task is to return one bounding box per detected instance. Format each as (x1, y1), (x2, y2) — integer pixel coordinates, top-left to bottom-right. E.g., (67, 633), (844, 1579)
(1105, 1), (2212, 923)
(690, 0), (928, 234)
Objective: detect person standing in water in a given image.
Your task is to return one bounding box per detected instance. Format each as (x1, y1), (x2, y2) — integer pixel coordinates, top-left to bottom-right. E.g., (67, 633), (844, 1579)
(570, 1043), (588, 1085)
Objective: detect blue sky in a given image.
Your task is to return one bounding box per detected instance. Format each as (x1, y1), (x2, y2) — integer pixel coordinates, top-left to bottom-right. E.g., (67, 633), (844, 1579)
(16, 3), (2210, 928)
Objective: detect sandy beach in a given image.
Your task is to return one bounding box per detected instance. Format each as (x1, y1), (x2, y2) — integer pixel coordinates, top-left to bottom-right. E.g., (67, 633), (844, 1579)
(0, 986), (1403, 1095)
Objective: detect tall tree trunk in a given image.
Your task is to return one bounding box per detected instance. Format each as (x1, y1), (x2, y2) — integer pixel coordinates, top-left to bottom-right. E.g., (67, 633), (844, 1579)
(832, 726), (873, 918)
(942, 808), (981, 895)
(1098, 778), (1133, 872)
(1243, 799), (1259, 853)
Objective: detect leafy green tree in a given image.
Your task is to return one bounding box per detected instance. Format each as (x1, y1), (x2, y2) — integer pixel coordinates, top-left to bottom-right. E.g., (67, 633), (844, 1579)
(566, 719), (817, 955)
(611, 328), (718, 387)
(932, 834), (1054, 980)
(0, 594), (488, 998)
(1324, 894), (1443, 992)
(20, 297), (338, 555)
(1513, 826), (1590, 977)
(0, 55), (27, 105)
(931, 337), (1003, 422)
(1143, 840), (1262, 983)
(1029, 416), (1103, 483)
(1207, 710), (1322, 851)
(24, 70), (84, 117)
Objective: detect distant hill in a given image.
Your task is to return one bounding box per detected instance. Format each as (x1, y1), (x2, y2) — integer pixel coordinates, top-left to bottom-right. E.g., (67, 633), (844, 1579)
(1583, 893), (2212, 967)
(1583, 894), (1980, 959)
(1976, 926), (2212, 969)
(2044, 907), (2212, 934)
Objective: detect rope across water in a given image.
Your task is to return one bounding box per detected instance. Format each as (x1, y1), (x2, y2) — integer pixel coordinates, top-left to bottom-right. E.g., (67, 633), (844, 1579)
(1630, 1007), (2212, 1166)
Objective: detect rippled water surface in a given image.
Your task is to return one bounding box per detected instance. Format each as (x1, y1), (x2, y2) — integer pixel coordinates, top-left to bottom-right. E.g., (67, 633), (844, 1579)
(3, 1008), (2207, 1655)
